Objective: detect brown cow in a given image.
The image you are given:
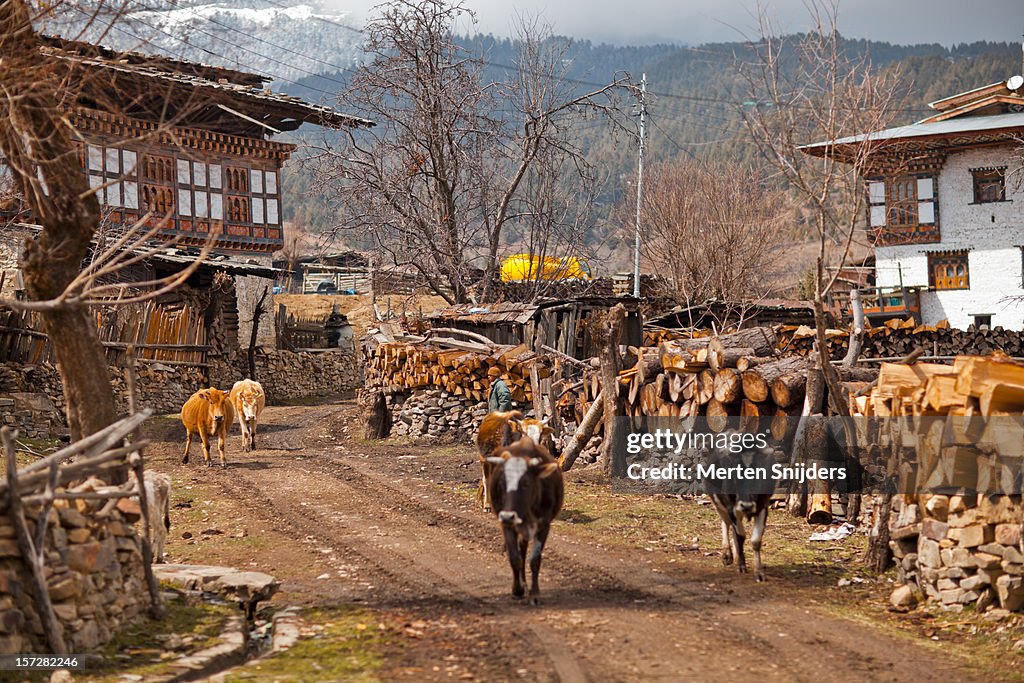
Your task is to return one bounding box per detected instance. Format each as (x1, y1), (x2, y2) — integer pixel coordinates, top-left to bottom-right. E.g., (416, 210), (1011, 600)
(476, 412), (556, 511)
(487, 436), (564, 603)
(230, 379), (266, 452)
(181, 388), (235, 468)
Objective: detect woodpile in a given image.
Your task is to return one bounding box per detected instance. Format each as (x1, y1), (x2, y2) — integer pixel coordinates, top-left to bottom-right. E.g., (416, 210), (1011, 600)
(366, 340), (551, 405)
(851, 352), (1024, 612)
(570, 327), (805, 429)
(780, 318), (1024, 360)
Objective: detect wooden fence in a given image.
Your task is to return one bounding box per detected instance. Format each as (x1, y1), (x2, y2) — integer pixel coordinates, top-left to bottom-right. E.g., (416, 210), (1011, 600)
(0, 302), (209, 366)
(276, 304), (326, 350)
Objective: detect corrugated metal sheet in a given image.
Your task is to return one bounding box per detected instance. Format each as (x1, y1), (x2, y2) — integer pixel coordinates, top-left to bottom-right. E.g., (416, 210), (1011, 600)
(802, 112), (1024, 150)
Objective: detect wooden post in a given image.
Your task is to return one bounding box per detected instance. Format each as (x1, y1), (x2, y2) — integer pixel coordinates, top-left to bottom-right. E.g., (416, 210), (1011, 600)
(125, 346), (165, 619)
(248, 286), (270, 380)
(3, 427), (67, 654)
(599, 305), (626, 477)
(560, 391), (603, 471)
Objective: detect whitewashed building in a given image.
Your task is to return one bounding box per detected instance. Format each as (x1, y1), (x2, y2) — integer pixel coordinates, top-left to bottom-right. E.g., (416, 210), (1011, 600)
(805, 77), (1024, 329)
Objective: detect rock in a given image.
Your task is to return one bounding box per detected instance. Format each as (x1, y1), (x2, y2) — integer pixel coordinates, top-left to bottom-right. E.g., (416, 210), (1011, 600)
(1003, 562), (1024, 576)
(890, 584), (917, 609)
(960, 574), (988, 591)
(958, 524), (994, 548)
(923, 495), (949, 521)
(49, 670), (75, 683)
(995, 575), (1024, 611)
(57, 508), (87, 528)
(974, 553), (1003, 570)
(0, 540), (19, 557)
(47, 574), (83, 601)
(948, 495), (969, 514)
(977, 543), (1006, 557)
(979, 496), (1021, 525)
(995, 524), (1021, 547)
(918, 538), (942, 568)
(67, 540), (114, 573)
(947, 508), (977, 528)
(937, 578), (959, 591)
(1004, 546), (1024, 564)
(66, 528), (91, 544)
(921, 518), (949, 541)
(940, 588), (964, 604)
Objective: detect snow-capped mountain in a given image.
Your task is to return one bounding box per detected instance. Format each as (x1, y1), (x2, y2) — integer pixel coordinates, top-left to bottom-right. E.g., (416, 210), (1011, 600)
(46, 1), (363, 86)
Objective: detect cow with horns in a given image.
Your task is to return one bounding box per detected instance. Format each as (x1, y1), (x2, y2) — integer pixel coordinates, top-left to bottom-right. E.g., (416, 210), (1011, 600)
(486, 436), (564, 603)
(476, 411), (557, 511)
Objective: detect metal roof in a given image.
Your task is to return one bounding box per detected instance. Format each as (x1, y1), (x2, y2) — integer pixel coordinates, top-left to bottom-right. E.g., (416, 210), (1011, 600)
(428, 302), (541, 325)
(802, 112), (1024, 151)
(147, 249), (281, 278)
(41, 37), (374, 131)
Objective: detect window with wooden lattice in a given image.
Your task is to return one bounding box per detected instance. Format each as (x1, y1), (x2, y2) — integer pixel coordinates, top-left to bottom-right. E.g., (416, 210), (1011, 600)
(971, 167), (1006, 204)
(141, 153), (175, 215)
(928, 250), (970, 291)
(867, 174), (938, 245)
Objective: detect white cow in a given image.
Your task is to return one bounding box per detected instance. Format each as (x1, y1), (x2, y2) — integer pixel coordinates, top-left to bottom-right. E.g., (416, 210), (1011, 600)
(230, 379), (266, 452)
(134, 471), (171, 563)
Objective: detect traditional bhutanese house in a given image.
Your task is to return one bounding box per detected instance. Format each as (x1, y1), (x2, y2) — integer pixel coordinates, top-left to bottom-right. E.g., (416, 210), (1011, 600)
(0, 36), (372, 348)
(802, 75), (1024, 329)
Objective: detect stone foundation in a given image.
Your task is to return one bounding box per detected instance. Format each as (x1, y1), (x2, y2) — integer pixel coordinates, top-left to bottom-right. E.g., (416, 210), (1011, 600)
(891, 494), (1024, 611)
(0, 480), (150, 654)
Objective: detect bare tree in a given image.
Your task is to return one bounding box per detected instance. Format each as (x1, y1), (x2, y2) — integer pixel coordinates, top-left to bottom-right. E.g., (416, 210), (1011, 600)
(628, 157), (786, 324)
(312, 0), (632, 304)
(738, 1), (907, 412)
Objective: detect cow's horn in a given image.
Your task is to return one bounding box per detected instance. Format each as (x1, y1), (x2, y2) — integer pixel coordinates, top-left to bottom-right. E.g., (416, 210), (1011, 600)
(528, 457), (542, 466)
(486, 456), (506, 465)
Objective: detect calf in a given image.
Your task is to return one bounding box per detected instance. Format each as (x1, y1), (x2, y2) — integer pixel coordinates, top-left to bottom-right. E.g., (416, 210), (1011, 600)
(706, 444), (772, 581)
(487, 437), (564, 603)
(230, 379), (266, 452)
(136, 472), (171, 563)
(181, 388), (235, 468)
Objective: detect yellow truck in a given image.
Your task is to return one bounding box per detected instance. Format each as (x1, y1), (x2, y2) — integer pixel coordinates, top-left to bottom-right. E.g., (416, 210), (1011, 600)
(499, 254), (592, 282)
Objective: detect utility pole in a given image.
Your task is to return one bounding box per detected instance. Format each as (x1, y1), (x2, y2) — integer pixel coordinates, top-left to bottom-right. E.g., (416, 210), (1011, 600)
(633, 73), (647, 299)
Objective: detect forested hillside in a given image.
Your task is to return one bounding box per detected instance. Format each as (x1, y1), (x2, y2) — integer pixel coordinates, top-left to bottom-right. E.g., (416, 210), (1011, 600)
(281, 34), (1022, 253)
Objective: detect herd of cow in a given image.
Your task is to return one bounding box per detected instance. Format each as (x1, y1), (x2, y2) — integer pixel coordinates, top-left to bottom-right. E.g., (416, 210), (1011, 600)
(474, 410), (772, 601)
(160, 382), (769, 603)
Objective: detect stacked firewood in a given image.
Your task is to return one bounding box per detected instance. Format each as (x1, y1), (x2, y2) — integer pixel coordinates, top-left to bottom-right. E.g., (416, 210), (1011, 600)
(781, 318), (1024, 360)
(851, 353), (1024, 612)
(570, 326), (827, 436)
(366, 340), (551, 404)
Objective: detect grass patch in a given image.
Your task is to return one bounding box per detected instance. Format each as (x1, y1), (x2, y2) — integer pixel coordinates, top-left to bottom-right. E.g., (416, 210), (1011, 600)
(227, 607), (390, 682)
(78, 592), (236, 682)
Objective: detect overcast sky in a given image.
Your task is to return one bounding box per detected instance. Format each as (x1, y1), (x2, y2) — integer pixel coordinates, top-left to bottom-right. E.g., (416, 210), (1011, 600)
(326, 0), (1024, 46)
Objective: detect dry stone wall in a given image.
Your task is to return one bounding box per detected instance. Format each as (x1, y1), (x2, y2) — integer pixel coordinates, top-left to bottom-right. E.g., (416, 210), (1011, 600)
(389, 389), (490, 441)
(0, 481), (150, 654)
(891, 494), (1024, 611)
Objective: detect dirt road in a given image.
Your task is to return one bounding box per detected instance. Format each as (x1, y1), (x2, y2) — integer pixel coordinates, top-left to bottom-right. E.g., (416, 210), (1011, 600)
(144, 402), (990, 682)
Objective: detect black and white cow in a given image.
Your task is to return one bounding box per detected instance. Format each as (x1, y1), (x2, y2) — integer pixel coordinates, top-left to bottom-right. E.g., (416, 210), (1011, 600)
(707, 440), (773, 582)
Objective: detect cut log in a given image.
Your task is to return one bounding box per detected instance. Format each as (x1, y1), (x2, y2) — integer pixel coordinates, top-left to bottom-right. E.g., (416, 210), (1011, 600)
(561, 390), (603, 471)
(736, 356), (773, 372)
(771, 371), (806, 408)
(770, 405), (801, 441)
(741, 357), (808, 403)
(713, 368), (743, 404)
(707, 397), (739, 433)
(696, 370), (715, 406)
(740, 399), (772, 433)
(709, 344), (757, 372)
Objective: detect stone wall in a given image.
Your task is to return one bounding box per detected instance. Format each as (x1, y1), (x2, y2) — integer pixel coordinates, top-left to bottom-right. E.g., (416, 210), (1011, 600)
(210, 347), (362, 404)
(0, 480), (150, 654)
(389, 389), (490, 441)
(0, 346), (362, 440)
(891, 494), (1024, 611)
